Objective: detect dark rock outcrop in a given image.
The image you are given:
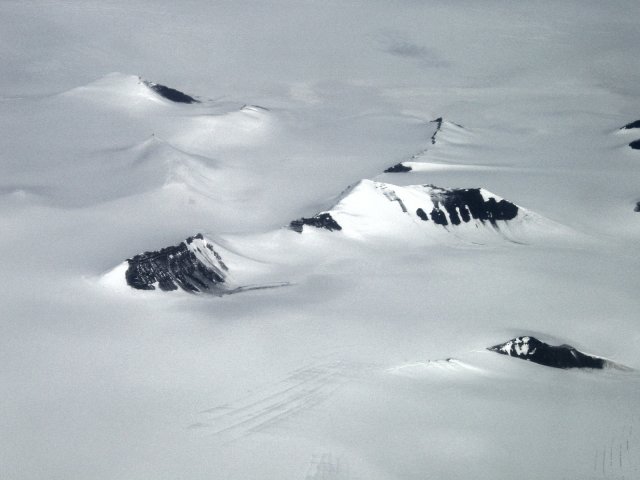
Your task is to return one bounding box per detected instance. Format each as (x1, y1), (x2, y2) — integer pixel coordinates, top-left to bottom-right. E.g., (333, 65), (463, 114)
(629, 139), (640, 150)
(417, 187), (518, 226)
(488, 336), (605, 369)
(430, 117), (443, 144)
(622, 120), (640, 130)
(384, 163), (412, 173)
(290, 213), (342, 233)
(143, 80), (199, 104)
(125, 234), (228, 292)
(634, 201), (640, 212)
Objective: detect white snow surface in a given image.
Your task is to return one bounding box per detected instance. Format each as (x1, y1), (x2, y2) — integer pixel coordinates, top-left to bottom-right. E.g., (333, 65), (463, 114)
(2, 1), (640, 479)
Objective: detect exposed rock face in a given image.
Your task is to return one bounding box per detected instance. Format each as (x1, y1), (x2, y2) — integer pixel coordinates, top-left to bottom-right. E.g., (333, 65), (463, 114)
(622, 120), (640, 130)
(629, 139), (640, 150)
(414, 187), (518, 226)
(635, 201), (640, 212)
(488, 336), (605, 369)
(125, 234), (228, 292)
(384, 163), (412, 173)
(290, 213), (342, 233)
(143, 80), (199, 104)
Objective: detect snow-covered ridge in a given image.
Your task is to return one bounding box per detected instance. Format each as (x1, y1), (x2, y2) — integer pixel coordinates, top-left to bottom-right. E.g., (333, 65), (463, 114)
(384, 117), (467, 173)
(488, 336), (609, 369)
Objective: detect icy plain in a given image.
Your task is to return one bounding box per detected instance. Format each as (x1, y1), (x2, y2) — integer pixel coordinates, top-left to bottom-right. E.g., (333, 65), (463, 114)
(1, 1), (640, 479)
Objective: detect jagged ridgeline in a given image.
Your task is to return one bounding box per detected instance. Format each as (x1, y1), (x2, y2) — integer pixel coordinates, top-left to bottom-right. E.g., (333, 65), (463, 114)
(125, 234), (228, 292)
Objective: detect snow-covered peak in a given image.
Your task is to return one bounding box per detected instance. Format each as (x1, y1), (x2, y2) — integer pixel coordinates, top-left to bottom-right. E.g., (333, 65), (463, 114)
(60, 73), (203, 109)
(291, 180), (547, 244)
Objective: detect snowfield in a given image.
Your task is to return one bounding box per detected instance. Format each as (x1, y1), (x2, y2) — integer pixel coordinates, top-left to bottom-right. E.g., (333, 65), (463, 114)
(1, 1), (640, 479)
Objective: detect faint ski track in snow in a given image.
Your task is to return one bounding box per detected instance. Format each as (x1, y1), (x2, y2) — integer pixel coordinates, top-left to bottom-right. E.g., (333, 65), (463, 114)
(190, 361), (366, 443)
(586, 413), (640, 480)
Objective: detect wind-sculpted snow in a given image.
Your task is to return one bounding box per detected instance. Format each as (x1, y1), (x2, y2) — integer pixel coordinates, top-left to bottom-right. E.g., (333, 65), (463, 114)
(125, 234), (229, 292)
(142, 80), (199, 104)
(488, 336), (606, 369)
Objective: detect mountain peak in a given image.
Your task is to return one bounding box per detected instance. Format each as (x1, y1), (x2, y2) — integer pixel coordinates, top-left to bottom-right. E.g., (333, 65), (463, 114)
(290, 180), (536, 243)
